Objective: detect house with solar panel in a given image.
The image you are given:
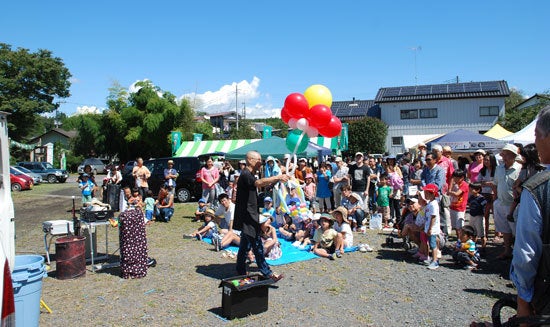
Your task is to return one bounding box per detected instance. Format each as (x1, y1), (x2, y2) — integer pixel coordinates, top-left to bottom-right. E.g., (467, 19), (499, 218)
(330, 98), (381, 121)
(373, 80), (510, 155)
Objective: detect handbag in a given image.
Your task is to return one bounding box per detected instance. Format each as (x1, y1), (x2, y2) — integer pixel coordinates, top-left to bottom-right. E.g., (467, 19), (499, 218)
(440, 194), (451, 207)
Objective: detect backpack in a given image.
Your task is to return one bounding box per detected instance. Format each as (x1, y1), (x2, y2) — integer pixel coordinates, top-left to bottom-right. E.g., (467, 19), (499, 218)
(522, 170), (550, 314)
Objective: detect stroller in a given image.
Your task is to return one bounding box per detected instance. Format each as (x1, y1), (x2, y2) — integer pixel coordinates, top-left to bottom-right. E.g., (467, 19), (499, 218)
(489, 298), (550, 327)
(385, 207), (412, 249)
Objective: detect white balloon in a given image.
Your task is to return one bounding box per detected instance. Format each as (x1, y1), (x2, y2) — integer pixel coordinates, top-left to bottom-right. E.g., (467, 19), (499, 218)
(306, 126), (318, 138)
(296, 118), (309, 131)
(288, 118), (298, 129)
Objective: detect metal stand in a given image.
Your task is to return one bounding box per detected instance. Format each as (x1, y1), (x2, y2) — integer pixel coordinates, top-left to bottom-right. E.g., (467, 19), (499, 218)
(80, 220), (113, 272)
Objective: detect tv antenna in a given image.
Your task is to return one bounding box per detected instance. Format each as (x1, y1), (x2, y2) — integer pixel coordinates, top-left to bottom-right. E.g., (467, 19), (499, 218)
(411, 46), (422, 85)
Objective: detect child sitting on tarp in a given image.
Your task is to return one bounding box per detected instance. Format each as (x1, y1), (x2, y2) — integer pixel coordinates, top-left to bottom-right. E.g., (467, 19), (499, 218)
(259, 213), (282, 260)
(194, 198), (208, 222)
(312, 213), (342, 260)
(189, 209), (218, 240)
(332, 206), (353, 258)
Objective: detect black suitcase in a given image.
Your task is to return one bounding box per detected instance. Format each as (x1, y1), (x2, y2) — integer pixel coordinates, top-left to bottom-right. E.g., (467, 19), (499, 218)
(103, 184), (121, 211)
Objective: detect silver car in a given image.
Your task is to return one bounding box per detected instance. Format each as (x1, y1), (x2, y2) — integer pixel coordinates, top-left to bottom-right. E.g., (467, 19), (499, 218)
(78, 158), (107, 175)
(12, 166), (42, 184)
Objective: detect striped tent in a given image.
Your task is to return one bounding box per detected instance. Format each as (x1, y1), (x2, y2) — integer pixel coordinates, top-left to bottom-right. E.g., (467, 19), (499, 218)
(310, 136), (338, 150)
(175, 139), (260, 157)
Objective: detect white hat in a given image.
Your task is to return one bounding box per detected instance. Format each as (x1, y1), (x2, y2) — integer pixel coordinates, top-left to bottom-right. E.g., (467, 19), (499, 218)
(355, 152), (364, 157)
(418, 142), (426, 148)
(259, 213), (272, 224)
(501, 143), (518, 154)
(334, 156), (343, 162)
(311, 213), (322, 221)
(474, 149), (486, 155)
(432, 144), (443, 152)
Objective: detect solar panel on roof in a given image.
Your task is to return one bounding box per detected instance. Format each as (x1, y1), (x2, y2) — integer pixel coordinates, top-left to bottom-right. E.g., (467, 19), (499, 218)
(415, 86), (432, 95)
(399, 87), (416, 96)
(383, 88), (401, 97)
(350, 107), (367, 116)
(464, 83), (482, 92)
(448, 84), (464, 93)
(431, 85), (448, 94)
(480, 82), (500, 92)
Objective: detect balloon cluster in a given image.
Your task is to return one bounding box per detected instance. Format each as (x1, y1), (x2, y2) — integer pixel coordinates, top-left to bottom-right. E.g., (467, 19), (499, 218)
(288, 203), (310, 220)
(281, 85), (342, 153)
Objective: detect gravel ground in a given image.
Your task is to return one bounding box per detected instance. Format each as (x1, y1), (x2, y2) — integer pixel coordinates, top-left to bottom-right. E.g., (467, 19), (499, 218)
(13, 180), (516, 326)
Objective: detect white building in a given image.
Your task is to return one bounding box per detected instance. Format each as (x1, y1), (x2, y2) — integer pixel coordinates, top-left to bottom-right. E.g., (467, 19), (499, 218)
(374, 81), (510, 155)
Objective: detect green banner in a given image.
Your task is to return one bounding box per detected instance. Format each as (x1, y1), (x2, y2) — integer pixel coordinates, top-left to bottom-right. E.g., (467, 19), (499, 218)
(171, 131), (182, 156)
(339, 123), (349, 151)
(263, 125), (272, 139)
(193, 133), (203, 142)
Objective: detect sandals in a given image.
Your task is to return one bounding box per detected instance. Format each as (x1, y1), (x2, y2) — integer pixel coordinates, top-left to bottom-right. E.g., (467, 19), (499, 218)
(269, 273), (284, 282)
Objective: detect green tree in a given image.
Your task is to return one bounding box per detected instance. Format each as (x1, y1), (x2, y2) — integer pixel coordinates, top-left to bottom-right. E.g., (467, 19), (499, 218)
(347, 117), (387, 155)
(0, 43), (71, 141)
(500, 89), (549, 132)
(228, 120), (261, 139)
(194, 121), (214, 140)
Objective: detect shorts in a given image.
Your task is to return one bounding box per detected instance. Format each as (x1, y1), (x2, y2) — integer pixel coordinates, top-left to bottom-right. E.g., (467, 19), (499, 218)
(321, 243), (336, 254)
(493, 199), (515, 234)
(469, 215), (485, 238)
(428, 234), (438, 249)
(450, 210), (465, 229)
(380, 206), (390, 222)
(145, 210), (153, 221)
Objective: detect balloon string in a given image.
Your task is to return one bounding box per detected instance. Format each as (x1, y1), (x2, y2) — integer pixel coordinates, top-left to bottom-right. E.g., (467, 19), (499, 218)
(292, 130), (307, 156)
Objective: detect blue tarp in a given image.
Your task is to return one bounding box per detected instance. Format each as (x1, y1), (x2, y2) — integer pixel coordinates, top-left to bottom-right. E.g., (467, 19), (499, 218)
(427, 129), (508, 151)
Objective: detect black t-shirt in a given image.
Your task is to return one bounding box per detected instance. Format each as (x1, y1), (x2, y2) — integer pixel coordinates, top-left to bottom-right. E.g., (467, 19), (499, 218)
(348, 164), (372, 192)
(233, 168), (259, 238)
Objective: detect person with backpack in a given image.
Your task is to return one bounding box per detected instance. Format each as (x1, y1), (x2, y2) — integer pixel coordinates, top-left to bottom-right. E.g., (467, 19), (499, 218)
(511, 105), (550, 321)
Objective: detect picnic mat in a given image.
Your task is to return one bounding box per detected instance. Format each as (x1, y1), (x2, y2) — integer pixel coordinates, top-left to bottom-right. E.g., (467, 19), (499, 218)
(202, 235), (357, 266)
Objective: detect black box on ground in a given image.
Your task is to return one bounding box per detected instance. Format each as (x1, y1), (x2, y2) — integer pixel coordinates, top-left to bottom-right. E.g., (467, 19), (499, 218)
(219, 273), (274, 319)
(80, 209), (114, 222)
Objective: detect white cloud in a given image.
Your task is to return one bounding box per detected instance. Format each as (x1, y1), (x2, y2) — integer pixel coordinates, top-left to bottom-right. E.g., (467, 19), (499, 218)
(180, 76), (281, 119)
(75, 106), (102, 115)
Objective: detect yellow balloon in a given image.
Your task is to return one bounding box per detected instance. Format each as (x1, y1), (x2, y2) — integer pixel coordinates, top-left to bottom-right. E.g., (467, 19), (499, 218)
(304, 84), (332, 108)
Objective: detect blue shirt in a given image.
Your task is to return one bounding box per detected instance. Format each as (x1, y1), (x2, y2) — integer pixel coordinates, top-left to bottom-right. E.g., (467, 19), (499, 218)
(316, 170), (332, 198)
(510, 173), (546, 302)
(421, 165), (445, 195)
(264, 163), (281, 178)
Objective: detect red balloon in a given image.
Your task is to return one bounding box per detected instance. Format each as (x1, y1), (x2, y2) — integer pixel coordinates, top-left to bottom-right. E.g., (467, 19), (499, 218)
(280, 106), (291, 124)
(319, 116), (342, 138)
(308, 104), (332, 128)
(284, 93), (310, 119)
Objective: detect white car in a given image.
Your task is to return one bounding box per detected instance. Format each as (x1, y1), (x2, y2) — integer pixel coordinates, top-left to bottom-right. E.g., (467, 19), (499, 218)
(12, 166), (42, 184)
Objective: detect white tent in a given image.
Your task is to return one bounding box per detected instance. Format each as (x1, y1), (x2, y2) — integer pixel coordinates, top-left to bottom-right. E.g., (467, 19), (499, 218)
(500, 118), (536, 145)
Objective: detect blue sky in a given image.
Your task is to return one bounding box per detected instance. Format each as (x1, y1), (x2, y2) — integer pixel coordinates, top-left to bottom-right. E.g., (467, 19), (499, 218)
(1, 1), (548, 118)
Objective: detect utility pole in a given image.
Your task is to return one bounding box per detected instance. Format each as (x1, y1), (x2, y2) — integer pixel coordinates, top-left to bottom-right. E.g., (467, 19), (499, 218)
(235, 84), (239, 130)
(242, 101), (246, 120)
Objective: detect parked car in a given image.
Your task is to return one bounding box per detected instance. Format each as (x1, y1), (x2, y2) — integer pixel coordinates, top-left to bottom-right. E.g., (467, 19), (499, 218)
(77, 158), (107, 175)
(12, 165), (42, 184)
(10, 170), (33, 191)
(17, 161), (68, 183)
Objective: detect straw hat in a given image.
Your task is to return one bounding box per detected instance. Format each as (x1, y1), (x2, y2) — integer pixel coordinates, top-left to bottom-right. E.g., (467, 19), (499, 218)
(331, 206), (349, 224)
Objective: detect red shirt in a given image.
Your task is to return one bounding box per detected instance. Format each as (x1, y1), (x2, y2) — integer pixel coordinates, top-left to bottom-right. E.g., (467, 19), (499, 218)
(450, 180), (469, 212)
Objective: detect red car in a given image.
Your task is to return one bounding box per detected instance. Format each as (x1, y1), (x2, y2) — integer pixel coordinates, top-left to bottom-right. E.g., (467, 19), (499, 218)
(10, 168), (33, 192)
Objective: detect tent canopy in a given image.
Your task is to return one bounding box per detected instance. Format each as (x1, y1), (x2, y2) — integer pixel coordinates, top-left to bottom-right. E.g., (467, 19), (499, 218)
(500, 118), (536, 145)
(427, 129), (508, 152)
(483, 124), (513, 139)
(225, 136), (331, 160)
(175, 139), (260, 157)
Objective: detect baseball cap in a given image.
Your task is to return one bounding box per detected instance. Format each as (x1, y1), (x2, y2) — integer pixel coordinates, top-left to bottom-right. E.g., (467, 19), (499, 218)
(239, 160), (246, 164)
(264, 196), (272, 203)
(259, 213), (272, 224)
(299, 157), (307, 162)
(355, 152), (364, 157)
(198, 198), (206, 203)
(406, 197), (419, 204)
(432, 144), (443, 152)
(423, 183), (439, 195)
(334, 156), (343, 162)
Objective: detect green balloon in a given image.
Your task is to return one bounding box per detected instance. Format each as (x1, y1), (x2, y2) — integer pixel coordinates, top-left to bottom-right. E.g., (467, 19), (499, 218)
(286, 129), (310, 154)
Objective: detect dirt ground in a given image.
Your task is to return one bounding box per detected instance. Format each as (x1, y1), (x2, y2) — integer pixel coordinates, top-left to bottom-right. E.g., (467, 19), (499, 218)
(12, 177), (517, 326)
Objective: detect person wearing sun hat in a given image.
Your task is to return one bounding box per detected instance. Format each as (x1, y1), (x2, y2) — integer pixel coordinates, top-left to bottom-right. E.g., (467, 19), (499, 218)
(264, 155), (281, 178)
(331, 206), (353, 257)
(421, 183), (441, 270)
(493, 143), (522, 260)
(190, 208), (218, 240)
(312, 213), (341, 260)
(257, 213), (282, 260)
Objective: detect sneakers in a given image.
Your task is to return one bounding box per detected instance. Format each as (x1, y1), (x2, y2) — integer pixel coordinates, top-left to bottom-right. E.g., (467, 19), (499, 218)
(364, 244), (373, 252)
(358, 245), (367, 253)
(335, 250), (342, 258)
(427, 260), (440, 270)
(328, 253), (336, 260)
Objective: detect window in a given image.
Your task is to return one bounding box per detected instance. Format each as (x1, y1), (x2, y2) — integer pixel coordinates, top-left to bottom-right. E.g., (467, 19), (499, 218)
(420, 108), (438, 118)
(479, 106), (499, 116)
(400, 109), (418, 119)
(392, 137), (403, 146)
